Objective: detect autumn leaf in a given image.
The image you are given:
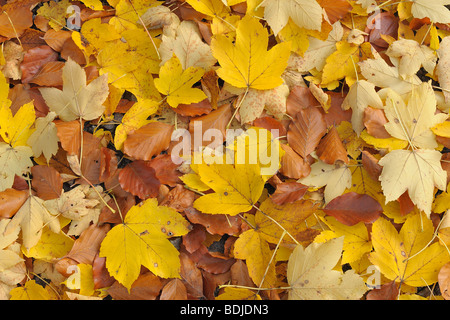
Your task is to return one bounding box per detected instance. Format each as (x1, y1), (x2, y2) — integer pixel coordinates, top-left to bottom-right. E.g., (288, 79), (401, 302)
(27, 111), (59, 162)
(210, 15), (291, 90)
(370, 213), (449, 287)
(260, 0), (323, 35)
(193, 163), (265, 216)
(5, 194), (60, 250)
(99, 198), (191, 291)
(154, 55), (206, 108)
(379, 149), (446, 216)
(0, 143), (34, 192)
(287, 237), (367, 299)
(39, 58), (109, 121)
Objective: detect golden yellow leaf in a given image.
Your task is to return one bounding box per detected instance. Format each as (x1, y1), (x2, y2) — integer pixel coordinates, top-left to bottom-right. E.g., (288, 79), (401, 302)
(369, 213), (449, 287)
(154, 55), (206, 108)
(210, 15), (291, 90)
(99, 198), (190, 291)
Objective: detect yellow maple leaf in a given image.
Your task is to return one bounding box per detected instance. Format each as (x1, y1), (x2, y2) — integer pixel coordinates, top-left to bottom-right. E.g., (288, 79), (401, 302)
(233, 217), (277, 288)
(154, 55), (206, 108)
(99, 198), (190, 291)
(10, 280), (54, 300)
(210, 15), (291, 90)
(321, 41), (372, 87)
(369, 213), (449, 287)
(186, 0), (230, 18)
(315, 216), (372, 265)
(193, 163), (265, 216)
(0, 101), (35, 148)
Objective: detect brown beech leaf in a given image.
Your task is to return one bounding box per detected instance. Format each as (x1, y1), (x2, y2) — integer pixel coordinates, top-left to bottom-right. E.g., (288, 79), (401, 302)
(99, 147), (118, 184)
(323, 192), (382, 226)
(159, 184), (195, 212)
(0, 3), (33, 39)
(188, 103), (232, 148)
(286, 86), (319, 117)
(92, 255), (116, 290)
(253, 116), (287, 139)
(54, 120), (82, 156)
(107, 272), (163, 300)
(230, 259), (255, 288)
(182, 224), (207, 254)
(20, 45), (58, 83)
(174, 98), (212, 117)
(98, 194), (136, 225)
(271, 181), (309, 205)
(55, 223), (111, 277)
(148, 154), (181, 187)
(201, 69), (220, 109)
(316, 126), (349, 165)
(363, 107), (391, 139)
(160, 279), (188, 300)
(287, 106), (327, 159)
(0, 188), (28, 219)
(279, 143), (311, 179)
(179, 251), (204, 299)
(31, 165), (63, 200)
(184, 206), (241, 236)
(118, 160), (161, 199)
(361, 150), (382, 181)
(43, 29), (72, 52)
(366, 281), (399, 300)
(398, 191), (415, 216)
(28, 61), (64, 87)
(123, 122), (173, 161)
(317, 0), (352, 24)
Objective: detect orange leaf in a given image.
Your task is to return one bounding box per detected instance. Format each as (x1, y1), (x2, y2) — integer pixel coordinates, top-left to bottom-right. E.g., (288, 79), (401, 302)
(55, 223), (111, 277)
(0, 188), (28, 219)
(0, 3), (33, 38)
(28, 61), (64, 87)
(316, 126), (349, 164)
(279, 143), (311, 179)
(188, 103), (232, 148)
(363, 107), (391, 139)
(55, 120), (81, 156)
(317, 0), (352, 24)
(287, 106), (327, 159)
(160, 279), (188, 300)
(270, 181), (308, 205)
(361, 150), (382, 181)
(31, 165), (63, 200)
(118, 160), (161, 199)
(123, 122), (173, 161)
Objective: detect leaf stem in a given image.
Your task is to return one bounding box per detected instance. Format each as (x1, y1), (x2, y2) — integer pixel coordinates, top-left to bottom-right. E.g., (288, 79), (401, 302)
(226, 87), (249, 129)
